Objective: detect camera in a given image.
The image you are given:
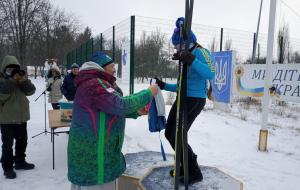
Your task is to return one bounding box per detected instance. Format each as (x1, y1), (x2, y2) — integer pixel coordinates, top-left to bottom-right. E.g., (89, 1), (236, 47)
(10, 68), (26, 77)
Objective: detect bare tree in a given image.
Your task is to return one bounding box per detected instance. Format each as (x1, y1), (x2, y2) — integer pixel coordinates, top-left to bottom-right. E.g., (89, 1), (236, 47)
(209, 36), (218, 52)
(134, 30), (176, 81)
(76, 27), (92, 46)
(292, 51), (300, 63)
(0, 0), (82, 73)
(0, 0), (45, 66)
(225, 38), (232, 51)
(277, 23), (291, 64)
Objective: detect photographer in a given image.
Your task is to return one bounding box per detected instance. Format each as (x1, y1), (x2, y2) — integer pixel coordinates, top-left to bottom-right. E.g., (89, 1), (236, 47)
(46, 65), (62, 109)
(0, 56), (36, 179)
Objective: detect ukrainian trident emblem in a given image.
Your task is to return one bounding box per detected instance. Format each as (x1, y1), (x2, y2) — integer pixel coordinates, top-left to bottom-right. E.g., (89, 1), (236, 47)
(214, 57), (228, 91)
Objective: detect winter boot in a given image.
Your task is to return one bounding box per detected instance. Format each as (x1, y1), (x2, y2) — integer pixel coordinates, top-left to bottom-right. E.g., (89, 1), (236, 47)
(4, 169), (16, 179)
(15, 161), (35, 170)
(179, 155), (203, 185)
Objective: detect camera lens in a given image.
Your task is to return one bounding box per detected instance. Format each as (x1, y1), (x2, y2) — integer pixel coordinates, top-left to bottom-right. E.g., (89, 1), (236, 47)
(18, 70), (26, 76)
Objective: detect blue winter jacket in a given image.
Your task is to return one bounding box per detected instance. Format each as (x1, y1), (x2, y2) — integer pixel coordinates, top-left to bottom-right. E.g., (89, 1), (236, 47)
(164, 48), (215, 98)
(61, 73), (77, 101)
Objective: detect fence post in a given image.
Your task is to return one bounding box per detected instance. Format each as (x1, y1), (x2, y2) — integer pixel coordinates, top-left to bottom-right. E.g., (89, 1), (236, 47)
(76, 47), (79, 64)
(130, 16), (135, 94)
(86, 41), (88, 62)
(252, 33), (256, 63)
(220, 28), (223, 52)
(258, 43), (260, 62)
(91, 38), (94, 57)
(81, 44), (83, 65)
(100, 33), (103, 51)
(113, 26), (115, 62)
(279, 36), (283, 63)
(73, 50), (75, 65)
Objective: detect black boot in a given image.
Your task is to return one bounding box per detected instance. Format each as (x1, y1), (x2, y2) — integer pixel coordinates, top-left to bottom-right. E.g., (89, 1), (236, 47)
(4, 169), (16, 179)
(15, 161), (35, 170)
(179, 155), (203, 185)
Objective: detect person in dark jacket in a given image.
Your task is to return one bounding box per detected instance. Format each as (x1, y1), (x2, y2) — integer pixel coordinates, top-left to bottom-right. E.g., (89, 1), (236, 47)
(61, 63), (79, 101)
(155, 17), (215, 185)
(0, 56), (36, 179)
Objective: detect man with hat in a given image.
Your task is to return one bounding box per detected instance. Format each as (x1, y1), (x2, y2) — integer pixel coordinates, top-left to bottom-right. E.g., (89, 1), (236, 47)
(61, 63), (79, 101)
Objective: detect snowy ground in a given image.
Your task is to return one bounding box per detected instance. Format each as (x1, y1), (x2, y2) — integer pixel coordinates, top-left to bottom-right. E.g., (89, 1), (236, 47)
(0, 77), (300, 190)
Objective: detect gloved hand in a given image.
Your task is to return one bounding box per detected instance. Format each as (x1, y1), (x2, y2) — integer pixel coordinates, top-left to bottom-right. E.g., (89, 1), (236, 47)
(172, 51), (195, 65)
(154, 77), (166, 90)
(172, 52), (180, 60)
(46, 86), (52, 91)
(178, 50), (195, 65)
(13, 73), (27, 84)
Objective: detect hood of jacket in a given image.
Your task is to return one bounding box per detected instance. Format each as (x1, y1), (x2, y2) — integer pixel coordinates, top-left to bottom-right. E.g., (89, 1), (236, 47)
(75, 61), (116, 87)
(1, 56), (20, 73)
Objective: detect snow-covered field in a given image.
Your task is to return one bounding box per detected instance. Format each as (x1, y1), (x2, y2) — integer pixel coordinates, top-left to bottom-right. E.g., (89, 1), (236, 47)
(1, 77), (299, 190)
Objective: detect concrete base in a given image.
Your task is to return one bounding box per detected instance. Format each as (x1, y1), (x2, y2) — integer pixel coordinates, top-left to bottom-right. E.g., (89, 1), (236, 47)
(118, 151), (243, 190)
(139, 165), (243, 190)
(118, 175), (139, 190)
(118, 151), (173, 190)
(258, 129), (268, 151)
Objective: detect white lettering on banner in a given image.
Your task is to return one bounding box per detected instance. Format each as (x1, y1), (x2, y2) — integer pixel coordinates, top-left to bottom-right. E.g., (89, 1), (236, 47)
(291, 86), (300, 97)
(273, 70), (283, 83)
(233, 64), (300, 103)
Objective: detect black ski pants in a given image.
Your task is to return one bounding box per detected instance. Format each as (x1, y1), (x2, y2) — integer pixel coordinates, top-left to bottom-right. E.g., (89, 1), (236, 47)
(0, 123), (28, 171)
(165, 97), (206, 166)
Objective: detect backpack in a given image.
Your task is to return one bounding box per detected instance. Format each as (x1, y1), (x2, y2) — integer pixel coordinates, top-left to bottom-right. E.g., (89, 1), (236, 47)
(199, 47), (214, 100)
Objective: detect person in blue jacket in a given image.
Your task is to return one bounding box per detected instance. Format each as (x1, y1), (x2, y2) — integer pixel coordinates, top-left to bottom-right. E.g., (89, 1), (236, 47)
(61, 63), (79, 101)
(155, 17), (215, 185)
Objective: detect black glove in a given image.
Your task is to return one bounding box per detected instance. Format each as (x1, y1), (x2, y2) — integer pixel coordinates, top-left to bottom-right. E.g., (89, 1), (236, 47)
(178, 51), (195, 65)
(172, 51), (195, 65)
(154, 77), (165, 90)
(172, 52), (180, 60)
(46, 86), (51, 91)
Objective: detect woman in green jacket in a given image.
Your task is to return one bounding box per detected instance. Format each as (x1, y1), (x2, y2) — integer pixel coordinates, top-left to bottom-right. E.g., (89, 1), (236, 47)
(68, 52), (158, 190)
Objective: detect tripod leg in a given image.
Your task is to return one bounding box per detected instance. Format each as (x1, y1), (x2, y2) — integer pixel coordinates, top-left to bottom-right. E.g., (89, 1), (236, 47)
(32, 131), (46, 138)
(52, 128), (55, 170)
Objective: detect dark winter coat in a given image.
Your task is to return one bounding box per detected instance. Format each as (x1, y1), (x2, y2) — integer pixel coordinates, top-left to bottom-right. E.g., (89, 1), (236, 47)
(61, 72), (77, 101)
(0, 56), (36, 124)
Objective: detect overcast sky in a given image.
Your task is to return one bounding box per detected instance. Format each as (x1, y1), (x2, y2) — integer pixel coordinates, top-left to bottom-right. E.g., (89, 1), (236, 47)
(50, 0), (300, 38)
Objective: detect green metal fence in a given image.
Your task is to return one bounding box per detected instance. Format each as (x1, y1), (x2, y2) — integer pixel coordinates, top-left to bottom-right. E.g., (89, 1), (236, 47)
(64, 15), (300, 93)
